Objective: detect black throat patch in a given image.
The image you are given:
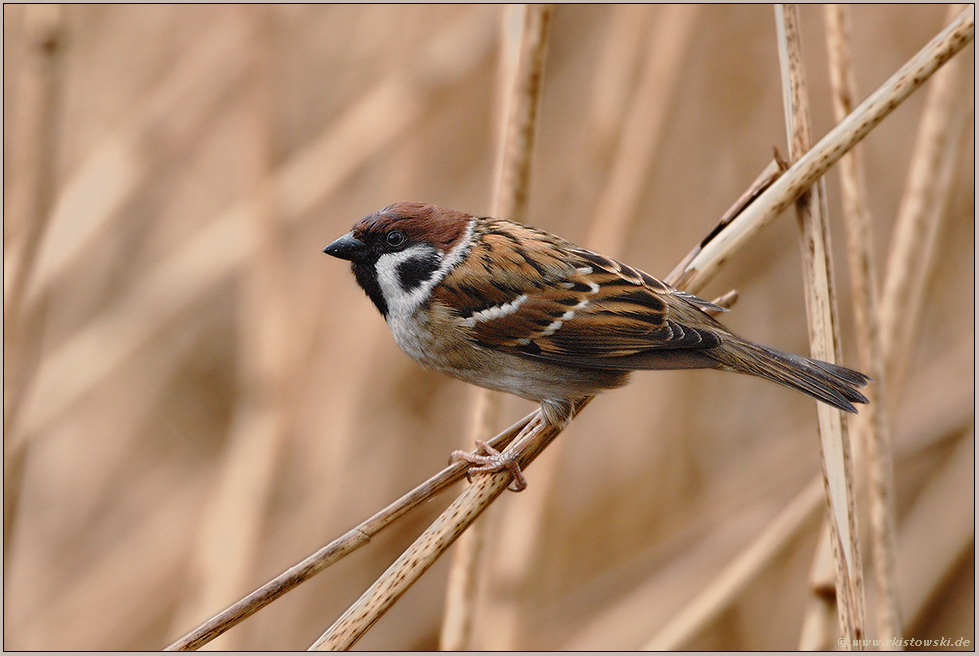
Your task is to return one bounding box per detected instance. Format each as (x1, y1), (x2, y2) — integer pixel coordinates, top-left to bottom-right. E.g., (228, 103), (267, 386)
(352, 261), (388, 317)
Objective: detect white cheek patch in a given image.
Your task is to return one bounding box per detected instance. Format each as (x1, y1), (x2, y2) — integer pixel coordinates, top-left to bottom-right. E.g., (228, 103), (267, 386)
(461, 294), (529, 327)
(375, 219), (475, 321)
(375, 245), (440, 312)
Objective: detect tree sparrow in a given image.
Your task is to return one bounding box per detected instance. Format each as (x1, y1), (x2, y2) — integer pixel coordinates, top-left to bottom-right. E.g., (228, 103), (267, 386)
(324, 202), (869, 487)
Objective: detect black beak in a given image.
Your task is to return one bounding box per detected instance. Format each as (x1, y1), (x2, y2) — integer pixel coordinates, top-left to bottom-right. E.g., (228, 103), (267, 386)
(323, 232), (368, 261)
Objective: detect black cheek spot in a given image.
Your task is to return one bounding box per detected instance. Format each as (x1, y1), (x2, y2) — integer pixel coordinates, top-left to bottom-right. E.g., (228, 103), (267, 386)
(396, 254), (442, 292)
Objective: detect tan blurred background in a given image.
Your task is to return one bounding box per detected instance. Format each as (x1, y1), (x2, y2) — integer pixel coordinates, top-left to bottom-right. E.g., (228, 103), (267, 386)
(3, 4), (973, 650)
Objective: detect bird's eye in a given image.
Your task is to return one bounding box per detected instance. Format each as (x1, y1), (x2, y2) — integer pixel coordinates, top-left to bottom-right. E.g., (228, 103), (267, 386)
(386, 230), (407, 249)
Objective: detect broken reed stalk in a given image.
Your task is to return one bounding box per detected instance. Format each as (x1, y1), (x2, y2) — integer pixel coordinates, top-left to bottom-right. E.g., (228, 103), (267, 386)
(168, 8), (974, 651)
(443, 4), (554, 650)
(674, 5), (975, 298)
(775, 5), (865, 648)
(665, 157), (785, 289)
(824, 3), (901, 647)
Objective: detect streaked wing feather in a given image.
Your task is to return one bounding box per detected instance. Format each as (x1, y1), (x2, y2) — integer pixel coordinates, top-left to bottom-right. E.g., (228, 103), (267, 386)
(434, 231), (725, 369)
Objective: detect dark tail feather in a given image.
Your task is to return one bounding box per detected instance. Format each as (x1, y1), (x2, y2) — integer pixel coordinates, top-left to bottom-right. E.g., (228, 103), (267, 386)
(707, 339), (870, 413)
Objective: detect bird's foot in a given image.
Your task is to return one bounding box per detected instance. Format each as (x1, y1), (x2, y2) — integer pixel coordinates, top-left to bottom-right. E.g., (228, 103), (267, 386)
(451, 440), (527, 492)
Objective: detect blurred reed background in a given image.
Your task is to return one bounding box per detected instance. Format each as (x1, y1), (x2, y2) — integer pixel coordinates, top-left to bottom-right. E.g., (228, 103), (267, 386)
(3, 4), (973, 650)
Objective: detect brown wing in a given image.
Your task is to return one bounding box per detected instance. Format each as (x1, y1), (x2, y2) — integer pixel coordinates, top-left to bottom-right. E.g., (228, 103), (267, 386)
(432, 222), (725, 371)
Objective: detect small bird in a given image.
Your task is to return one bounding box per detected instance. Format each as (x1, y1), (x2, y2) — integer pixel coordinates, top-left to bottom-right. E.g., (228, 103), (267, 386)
(324, 202), (869, 488)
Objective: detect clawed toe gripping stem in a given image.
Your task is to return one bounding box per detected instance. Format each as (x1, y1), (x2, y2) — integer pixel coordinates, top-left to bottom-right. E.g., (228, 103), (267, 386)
(451, 440), (527, 491)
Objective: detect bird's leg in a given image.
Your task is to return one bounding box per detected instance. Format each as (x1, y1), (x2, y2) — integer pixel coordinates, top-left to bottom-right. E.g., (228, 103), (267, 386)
(451, 399), (573, 492)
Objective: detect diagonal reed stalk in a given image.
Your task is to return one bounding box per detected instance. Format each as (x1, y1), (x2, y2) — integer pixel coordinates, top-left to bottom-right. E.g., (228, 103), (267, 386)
(310, 403), (583, 650)
(672, 5), (974, 297)
(164, 410), (539, 651)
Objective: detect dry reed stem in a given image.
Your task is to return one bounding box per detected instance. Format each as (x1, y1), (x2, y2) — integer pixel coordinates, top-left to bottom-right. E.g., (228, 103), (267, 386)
(879, 4), (972, 400)
(308, 401), (592, 650)
(441, 392), (496, 650)
(443, 4), (553, 649)
(438, 499), (488, 651)
(164, 410), (538, 651)
(776, 5), (865, 647)
(824, 4), (901, 646)
(2, 4), (64, 573)
(675, 5), (975, 298)
(490, 4), (553, 226)
(802, 7), (973, 650)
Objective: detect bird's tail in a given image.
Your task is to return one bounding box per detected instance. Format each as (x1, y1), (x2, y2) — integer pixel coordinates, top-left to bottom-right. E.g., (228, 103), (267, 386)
(707, 338), (870, 413)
